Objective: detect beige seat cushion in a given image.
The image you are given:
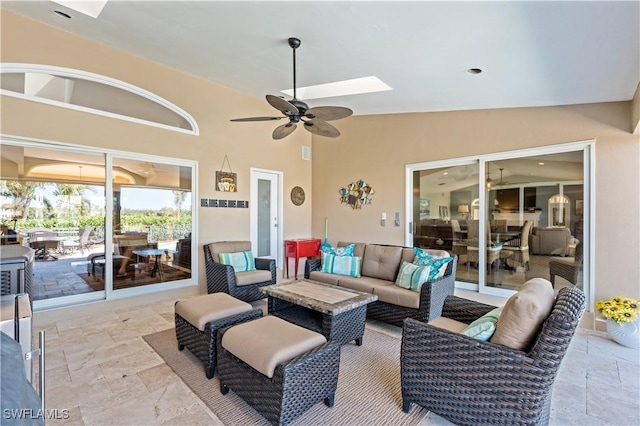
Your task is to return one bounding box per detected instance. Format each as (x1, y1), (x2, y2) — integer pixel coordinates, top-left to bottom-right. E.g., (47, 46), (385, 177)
(428, 316), (468, 333)
(338, 276), (390, 294)
(373, 284), (420, 309)
(361, 245), (403, 281)
(175, 293), (252, 331)
(309, 270), (341, 286)
(221, 316), (327, 378)
(490, 278), (555, 350)
(235, 269), (272, 286)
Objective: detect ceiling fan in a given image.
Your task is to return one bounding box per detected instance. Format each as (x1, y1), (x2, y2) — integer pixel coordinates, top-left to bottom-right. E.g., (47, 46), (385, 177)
(230, 37), (353, 140)
(496, 168), (510, 186)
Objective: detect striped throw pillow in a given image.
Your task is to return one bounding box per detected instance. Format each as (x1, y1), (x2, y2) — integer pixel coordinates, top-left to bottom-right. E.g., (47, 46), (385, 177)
(219, 251), (256, 272)
(395, 261), (432, 292)
(321, 253), (362, 277)
(461, 307), (503, 341)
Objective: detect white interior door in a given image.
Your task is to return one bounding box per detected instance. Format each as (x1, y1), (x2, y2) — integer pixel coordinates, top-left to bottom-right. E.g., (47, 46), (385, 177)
(250, 169), (282, 265)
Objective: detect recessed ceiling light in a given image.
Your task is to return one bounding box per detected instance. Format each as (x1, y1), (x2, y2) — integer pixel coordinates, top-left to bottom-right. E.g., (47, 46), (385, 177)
(53, 10), (72, 19)
(281, 76), (392, 100)
(466, 68), (483, 75)
(538, 162), (545, 165)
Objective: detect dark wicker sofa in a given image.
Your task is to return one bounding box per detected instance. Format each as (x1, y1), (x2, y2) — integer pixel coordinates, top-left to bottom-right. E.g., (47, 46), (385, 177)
(401, 286), (585, 425)
(304, 242), (457, 327)
(203, 241), (276, 303)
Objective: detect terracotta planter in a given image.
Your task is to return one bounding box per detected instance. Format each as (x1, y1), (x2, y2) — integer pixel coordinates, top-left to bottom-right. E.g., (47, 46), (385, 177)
(606, 319), (640, 349)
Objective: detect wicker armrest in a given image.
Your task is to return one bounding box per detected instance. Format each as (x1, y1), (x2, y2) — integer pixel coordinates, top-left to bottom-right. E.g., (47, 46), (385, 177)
(304, 257), (322, 278)
(401, 317), (529, 370)
(440, 295), (497, 323)
(416, 254), (458, 321)
(205, 258), (237, 293)
(255, 257), (276, 286)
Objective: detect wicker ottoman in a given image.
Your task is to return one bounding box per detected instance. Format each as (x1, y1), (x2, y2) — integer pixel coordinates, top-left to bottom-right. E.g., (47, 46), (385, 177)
(174, 293), (262, 379)
(217, 316), (341, 426)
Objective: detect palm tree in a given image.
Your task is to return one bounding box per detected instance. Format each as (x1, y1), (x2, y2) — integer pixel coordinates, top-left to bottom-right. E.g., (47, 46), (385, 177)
(53, 183), (88, 223)
(0, 180), (45, 219)
(173, 190), (187, 218)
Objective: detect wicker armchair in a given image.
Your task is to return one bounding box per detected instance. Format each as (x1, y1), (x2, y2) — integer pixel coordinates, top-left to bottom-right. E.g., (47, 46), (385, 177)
(401, 286), (585, 426)
(203, 241), (276, 303)
(549, 242), (583, 287)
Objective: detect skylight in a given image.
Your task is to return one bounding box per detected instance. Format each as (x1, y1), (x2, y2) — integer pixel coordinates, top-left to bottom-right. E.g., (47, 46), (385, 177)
(281, 76), (392, 100)
(52, 0), (108, 18)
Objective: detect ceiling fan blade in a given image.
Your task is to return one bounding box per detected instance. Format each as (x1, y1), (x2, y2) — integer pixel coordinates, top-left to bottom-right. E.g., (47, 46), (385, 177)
(266, 95), (299, 115)
(303, 120), (340, 138)
(273, 123), (297, 140)
(305, 106), (353, 121)
(230, 116), (283, 122)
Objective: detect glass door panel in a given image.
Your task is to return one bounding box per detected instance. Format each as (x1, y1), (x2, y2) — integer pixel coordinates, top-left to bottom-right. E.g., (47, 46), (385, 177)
(0, 144), (106, 305)
(484, 153), (584, 291)
(106, 158), (192, 291)
(412, 163), (479, 283)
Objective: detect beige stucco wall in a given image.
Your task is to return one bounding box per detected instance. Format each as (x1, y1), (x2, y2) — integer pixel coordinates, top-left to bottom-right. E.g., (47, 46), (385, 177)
(2, 11), (639, 318)
(0, 11), (314, 291)
(312, 102), (640, 310)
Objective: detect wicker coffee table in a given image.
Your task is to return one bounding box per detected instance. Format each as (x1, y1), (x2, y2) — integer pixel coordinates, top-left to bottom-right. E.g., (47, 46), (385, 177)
(260, 279), (377, 345)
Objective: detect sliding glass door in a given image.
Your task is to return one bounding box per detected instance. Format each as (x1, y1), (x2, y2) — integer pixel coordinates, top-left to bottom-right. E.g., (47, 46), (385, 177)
(407, 143), (590, 298)
(1, 138), (196, 310)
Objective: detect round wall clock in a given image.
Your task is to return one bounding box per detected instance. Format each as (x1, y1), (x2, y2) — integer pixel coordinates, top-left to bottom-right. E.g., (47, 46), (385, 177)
(290, 186), (306, 206)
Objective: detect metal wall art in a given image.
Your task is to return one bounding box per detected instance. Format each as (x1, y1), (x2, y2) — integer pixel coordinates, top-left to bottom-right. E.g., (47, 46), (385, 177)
(339, 180), (374, 209)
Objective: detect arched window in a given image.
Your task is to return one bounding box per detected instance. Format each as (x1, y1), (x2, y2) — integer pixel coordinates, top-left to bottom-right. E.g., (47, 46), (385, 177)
(1, 63), (199, 135)
(548, 194), (570, 227)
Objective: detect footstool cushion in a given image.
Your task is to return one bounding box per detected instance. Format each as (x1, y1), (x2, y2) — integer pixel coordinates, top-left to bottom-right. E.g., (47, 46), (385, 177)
(218, 316), (341, 425)
(175, 293), (253, 331)
(221, 315), (327, 378)
(175, 293), (262, 379)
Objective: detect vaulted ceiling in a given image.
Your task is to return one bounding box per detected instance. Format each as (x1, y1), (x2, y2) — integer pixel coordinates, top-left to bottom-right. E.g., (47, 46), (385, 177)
(2, 1), (638, 117)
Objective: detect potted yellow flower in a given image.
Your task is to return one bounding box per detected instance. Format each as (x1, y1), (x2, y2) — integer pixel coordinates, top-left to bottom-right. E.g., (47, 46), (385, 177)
(595, 297), (640, 348)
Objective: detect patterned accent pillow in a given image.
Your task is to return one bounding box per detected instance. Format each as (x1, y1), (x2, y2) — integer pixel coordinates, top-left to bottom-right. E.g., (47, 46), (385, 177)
(321, 253), (362, 277)
(320, 242), (356, 257)
(395, 261), (432, 292)
(413, 247), (453, 281)
(219, 251), (256, 272)
(461, 307), (503, 341)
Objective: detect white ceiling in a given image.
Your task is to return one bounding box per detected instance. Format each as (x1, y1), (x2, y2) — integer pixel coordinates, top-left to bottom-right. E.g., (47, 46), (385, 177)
(2, 1), (639, 117)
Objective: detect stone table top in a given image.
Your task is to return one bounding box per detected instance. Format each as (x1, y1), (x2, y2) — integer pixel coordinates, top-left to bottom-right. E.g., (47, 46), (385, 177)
(260, 279), (378, 315)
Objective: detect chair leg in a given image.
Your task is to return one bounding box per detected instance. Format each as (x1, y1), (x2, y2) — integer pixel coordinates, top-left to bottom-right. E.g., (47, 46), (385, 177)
(324, 393), (335, 407)
(402, 399), (411, 413)
(220, 383), (229, 395)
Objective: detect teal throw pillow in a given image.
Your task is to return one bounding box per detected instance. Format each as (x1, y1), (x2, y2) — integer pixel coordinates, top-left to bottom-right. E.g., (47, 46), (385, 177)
(219, 251), (256, 272)
(320, 242), (356, 256)
(413, 247), (453, 281)
(321, 253), (362, 277)
(395, 261), (432, 292)
(461, 307), (503, 341)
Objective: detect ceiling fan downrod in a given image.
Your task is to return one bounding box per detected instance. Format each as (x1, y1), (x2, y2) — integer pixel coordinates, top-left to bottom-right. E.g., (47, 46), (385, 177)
(288, 37), (300, 101)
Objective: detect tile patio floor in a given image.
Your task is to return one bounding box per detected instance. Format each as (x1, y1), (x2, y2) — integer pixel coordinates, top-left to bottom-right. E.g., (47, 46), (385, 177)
(30, 286), (640, 426)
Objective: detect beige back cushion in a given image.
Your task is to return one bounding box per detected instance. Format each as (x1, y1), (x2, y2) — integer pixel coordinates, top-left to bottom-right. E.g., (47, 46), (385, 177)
(400, 247), (415, 265)
(361, 245), (403, 281)
(208, 241), (252, 263)
(490, 278), (556, 351)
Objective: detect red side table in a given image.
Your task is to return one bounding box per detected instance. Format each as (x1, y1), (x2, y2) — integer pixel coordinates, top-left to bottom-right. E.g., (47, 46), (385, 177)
(284, 239), (321, 279)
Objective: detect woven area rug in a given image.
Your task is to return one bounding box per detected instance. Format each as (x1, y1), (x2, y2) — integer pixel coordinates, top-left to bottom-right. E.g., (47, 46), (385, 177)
(143, 326), (428, 425)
